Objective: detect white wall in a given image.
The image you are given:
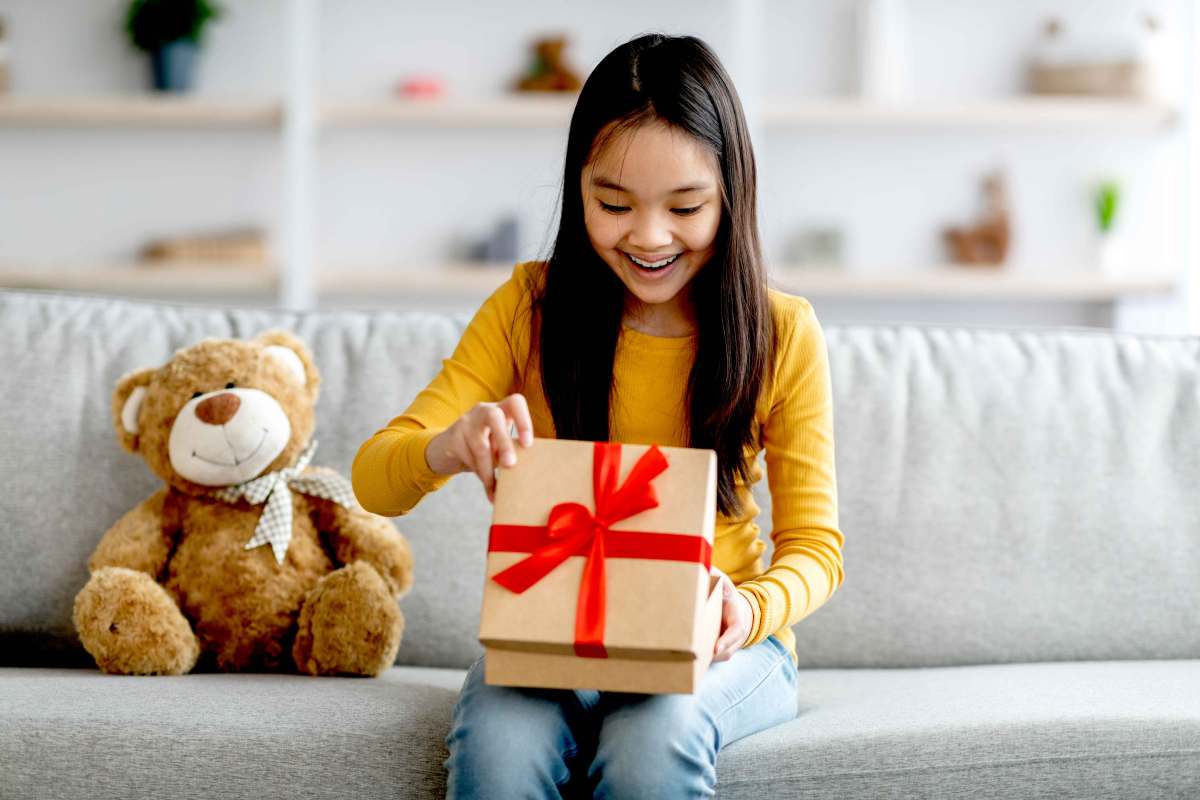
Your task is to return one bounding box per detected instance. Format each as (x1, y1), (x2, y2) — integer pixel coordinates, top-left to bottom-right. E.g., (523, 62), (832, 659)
(0, 0), (1192, 329)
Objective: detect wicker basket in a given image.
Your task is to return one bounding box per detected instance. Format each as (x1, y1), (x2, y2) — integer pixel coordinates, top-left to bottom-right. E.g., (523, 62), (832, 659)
(1028, 60), (1150, 97)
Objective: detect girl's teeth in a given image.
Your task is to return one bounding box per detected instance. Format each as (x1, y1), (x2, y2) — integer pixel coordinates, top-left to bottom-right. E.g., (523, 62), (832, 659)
(628, 253), (679, 269)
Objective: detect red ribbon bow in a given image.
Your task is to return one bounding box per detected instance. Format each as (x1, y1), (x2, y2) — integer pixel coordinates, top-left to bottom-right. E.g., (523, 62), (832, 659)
(488, 442), (712, 658)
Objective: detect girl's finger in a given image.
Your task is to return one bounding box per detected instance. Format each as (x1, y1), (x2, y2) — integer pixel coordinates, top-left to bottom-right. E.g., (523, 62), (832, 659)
(500, 393), (535, 446)
(483, 406), (517, 468)
(713, 623), (744, 660)
(465, 427), (496, 499)
(713, 636), (733, 661)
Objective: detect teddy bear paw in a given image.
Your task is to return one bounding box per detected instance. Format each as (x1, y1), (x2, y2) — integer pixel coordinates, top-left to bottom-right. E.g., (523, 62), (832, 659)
(293, 561), (404, 677)
(73, 566), (200, 675)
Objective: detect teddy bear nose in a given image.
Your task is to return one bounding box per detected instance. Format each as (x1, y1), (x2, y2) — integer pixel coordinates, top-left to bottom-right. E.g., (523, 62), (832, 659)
(195, 392), (241, 426)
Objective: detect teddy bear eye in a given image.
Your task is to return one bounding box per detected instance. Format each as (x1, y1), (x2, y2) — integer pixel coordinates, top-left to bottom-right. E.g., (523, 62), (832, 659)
(225, 382), (236, 389)
(192, 391), (203, 399)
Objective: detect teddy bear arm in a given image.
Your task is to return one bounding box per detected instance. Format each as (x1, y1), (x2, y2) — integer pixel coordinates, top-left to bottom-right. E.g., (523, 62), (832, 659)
(311, 496), (414, 599)
(88, 488), (176, 577)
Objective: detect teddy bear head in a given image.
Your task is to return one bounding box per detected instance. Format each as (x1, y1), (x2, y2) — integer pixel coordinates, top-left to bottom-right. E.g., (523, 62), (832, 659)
(111, 330), (321, 495)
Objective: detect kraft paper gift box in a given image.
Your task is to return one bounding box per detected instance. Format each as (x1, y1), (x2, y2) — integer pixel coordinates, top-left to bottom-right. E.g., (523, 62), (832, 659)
(478, 437), (723, 694)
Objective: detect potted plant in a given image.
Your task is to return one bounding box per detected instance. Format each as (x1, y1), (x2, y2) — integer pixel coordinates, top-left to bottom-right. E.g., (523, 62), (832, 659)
(124, 0), (222, 92)
(1094, 179), (1122, 276)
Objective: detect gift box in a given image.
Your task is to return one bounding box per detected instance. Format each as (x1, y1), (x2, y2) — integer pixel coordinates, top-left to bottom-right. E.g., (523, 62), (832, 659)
(478, 437), (722, 694)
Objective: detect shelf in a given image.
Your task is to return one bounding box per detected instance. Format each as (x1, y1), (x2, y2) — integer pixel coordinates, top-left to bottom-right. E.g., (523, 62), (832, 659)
(0, 264), (278, 294)
(318, 263), (516, 293)
(319, 95), (1176, 131)
(767, 265), (1177, 300)
(321, 94), (578, 128)
(762, 97), (1179, 131)
(0, 96), (283, 127)
(0, 94), (1174, 133)
(321, 263), (1177, 302)
(0, 262), (1177, 303)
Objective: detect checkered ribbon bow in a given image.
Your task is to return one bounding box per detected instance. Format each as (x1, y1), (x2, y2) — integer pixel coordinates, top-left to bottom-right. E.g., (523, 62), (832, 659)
(211, 439), (356, 565)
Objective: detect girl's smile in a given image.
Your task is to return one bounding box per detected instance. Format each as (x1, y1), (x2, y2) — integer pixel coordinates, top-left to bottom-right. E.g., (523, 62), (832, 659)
(620, 249), (683, 279)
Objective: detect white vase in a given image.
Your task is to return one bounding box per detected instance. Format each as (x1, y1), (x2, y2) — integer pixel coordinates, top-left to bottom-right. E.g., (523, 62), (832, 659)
(1097, 230), (1122, 277)
(857, 0), (912, 101)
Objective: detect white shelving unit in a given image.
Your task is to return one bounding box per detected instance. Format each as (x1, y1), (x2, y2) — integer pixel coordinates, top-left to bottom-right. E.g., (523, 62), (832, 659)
(0, 0), (1192, 326)
(322, 94), (578, 127)
(3, 94), (1176, 131)
(318, 264), (1181, 303)
(0, 95), (282, 127)
(761, 97), (1179, 130)
(0, 264), (277, 294)
(0, 262), (1176, 305)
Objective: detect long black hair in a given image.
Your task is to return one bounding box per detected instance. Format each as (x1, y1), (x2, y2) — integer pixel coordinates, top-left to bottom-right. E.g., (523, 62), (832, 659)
(529, 33), (775, 517)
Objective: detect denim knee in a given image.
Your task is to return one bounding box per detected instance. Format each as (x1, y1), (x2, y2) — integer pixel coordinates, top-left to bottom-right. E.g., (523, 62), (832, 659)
(589, 693), (718, 799)
(443, 656), (578, 799)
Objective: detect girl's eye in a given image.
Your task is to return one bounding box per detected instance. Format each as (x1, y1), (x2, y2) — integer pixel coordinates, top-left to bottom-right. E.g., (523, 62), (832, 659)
(672, 205), (703, 216)
(599, 201), (629, 214)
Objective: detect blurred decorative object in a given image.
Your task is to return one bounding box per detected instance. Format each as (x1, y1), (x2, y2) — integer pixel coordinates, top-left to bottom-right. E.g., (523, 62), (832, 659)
(1095, 180), (1120, 233)
(0, 16), (11, 94)
(1094, 179), (1123, 276)
(467, 215), (520, 264)
(515, 36), (582, 93)
(1027, 13), (1164, 99)
(856, 0), (912, 100)
(942, 171), (1010, 266)
(785, 227), (846, 268)
(124, 0), (223, 92)
(138, 226), (269, 266)
(396, 75), (446, 99)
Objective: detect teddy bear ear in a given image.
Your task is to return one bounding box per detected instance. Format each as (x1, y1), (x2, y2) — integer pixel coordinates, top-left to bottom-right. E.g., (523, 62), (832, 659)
(112, 367), (156, 453)
(255, 329), (320, 396)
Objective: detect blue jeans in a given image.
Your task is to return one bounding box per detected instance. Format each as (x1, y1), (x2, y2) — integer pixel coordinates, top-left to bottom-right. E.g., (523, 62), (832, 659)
(443, 633), (799, 798)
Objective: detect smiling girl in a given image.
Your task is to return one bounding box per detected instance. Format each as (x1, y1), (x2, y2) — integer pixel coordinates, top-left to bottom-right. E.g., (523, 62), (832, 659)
(352, 32), (845, 798)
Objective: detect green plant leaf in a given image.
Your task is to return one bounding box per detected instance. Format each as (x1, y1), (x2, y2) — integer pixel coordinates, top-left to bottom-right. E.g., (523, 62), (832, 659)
(1095, 181), (1120, 232)
(125, 0), (223, 53)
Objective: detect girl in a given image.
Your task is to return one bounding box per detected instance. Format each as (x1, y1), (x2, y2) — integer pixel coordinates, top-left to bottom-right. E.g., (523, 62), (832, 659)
(352, 33), (844, 799)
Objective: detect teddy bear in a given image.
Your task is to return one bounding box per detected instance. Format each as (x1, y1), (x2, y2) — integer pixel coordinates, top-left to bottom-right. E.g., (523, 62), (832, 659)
(515, 36), (583, 92)
(72, 330), (413, 677)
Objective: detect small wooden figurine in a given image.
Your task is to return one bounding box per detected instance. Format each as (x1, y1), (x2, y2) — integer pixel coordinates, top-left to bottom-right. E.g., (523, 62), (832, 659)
(942, 171), (1011, 266)
(515, 36), (582, 93)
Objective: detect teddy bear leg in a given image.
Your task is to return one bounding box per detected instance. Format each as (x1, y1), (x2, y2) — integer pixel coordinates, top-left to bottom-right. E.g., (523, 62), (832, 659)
(73, 566), (200, 675)
(292, 561), (404, 677)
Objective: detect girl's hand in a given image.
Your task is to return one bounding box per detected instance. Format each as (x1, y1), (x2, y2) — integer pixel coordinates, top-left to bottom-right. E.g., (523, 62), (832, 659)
(424, 393), (534, 503)
(710, 565), (754, 662)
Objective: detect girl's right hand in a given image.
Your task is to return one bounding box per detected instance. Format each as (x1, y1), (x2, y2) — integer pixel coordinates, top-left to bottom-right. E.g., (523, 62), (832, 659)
(424, 393), (535, 503)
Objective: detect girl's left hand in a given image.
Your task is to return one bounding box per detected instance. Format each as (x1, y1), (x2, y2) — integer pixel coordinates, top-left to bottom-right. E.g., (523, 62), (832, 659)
(711, 565), (754, 662)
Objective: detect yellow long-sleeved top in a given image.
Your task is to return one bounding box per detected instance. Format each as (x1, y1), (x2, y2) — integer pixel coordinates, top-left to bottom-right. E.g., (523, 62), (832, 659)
(352, 260), (845, 668)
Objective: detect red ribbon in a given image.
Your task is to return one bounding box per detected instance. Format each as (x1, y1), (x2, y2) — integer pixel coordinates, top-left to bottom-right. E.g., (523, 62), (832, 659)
(488, 442), (712, 659)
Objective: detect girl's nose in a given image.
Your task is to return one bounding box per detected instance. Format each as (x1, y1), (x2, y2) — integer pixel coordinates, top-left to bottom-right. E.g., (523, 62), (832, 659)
(625, 211), (674, 251)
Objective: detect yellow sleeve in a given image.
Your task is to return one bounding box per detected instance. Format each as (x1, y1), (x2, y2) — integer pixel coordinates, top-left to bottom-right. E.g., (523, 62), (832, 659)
(351, 261), (535, 517)
(735, 296), (845, 646)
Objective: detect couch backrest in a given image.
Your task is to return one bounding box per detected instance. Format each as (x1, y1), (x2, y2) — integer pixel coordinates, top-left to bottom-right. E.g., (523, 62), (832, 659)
(1, 289), (1197, 670)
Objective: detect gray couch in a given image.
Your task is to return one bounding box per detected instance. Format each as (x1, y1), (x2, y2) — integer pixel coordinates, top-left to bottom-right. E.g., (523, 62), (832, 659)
(1, 287), (1197, 799)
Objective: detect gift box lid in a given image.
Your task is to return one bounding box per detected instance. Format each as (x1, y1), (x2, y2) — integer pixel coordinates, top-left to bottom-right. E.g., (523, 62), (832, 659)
(479, 437), (718, 660)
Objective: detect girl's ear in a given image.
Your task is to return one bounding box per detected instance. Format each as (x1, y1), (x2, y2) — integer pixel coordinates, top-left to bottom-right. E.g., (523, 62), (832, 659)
(113, 367), (157, 453)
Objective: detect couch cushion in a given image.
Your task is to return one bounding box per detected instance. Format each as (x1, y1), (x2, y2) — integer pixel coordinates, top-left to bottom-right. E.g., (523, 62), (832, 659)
(718, 658), (1200, 799)
(0, 665), (463, 799)
(1, 660), (1196, 799)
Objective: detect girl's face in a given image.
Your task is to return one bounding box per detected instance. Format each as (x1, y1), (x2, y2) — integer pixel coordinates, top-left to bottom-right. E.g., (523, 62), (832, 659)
(580, 120), (722, 318)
